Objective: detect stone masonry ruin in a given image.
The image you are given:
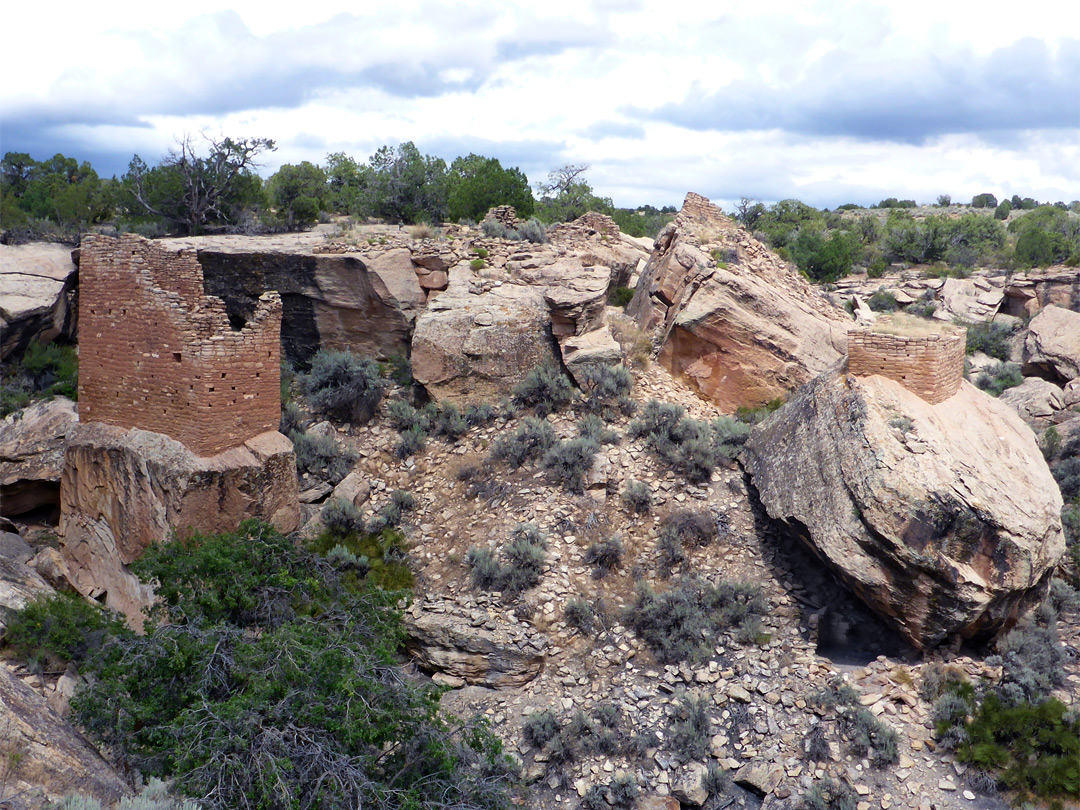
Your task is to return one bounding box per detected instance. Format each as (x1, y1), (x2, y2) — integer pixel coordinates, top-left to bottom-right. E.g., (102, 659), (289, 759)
(847, 328), (965, 404)
(78, 234), (282, 456)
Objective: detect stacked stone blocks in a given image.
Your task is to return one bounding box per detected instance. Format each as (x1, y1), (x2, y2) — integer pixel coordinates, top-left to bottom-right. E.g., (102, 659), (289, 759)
(78, 234), (282, 456)
(848, 328), (965, 404)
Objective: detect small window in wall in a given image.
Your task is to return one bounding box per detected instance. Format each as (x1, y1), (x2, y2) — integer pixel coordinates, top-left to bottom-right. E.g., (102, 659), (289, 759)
(173, 352), (182, 362)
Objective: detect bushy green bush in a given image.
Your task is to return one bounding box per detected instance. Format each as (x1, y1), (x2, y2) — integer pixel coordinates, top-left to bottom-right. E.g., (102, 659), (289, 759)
(584, 536), (624, 578)
(622, 480), (652, 514)
(624, 576), (768, 663)
(291, 431), (356, 484)
(58, 522), (514, 809)
(975, 362), (1023, 397)
(629, 400), (748, 483)
(1, 342), (79, 416)
(966, 321), (1016, 362)
(396, 424), (427, 459)
(517, 218), (547, 243)
(666, 692), (712, 760)
(433, 402), (468, 439)
(542, 437), (600, 493)
(3, 592), (128, 667)
(577, 414), (619, 445)
(866, 289), (899, 312)
(492, 417), (557, 468)
(564, 597), (596, 634)
(303, 349), (386, 424)
(608, 286), (635, 307)
(802, 777), (857, 810)
(464, 402), (496, 427)
(511, 365), (575, 416)
(387, 399), (429, 433)
(577, 362), (633, 416)
(466, 523), (547, 596)
(321, 497), (365, 535)
(279, 400), (304, 435)
(55, 779), (201, 810)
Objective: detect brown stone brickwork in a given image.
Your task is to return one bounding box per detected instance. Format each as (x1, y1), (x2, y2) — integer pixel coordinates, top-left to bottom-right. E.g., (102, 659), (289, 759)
(848, 329), (965, 404)
(78, 234), (282, 456)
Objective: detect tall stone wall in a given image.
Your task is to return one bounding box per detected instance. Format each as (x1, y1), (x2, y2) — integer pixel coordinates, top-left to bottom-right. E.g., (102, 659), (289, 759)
(78, 234), (281, 456)
(848, 329), (965, 404)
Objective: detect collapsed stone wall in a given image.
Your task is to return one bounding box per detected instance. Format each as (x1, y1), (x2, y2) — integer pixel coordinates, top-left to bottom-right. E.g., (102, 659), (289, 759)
(78, 234), (281, 456)
(847, 329), (965, 404)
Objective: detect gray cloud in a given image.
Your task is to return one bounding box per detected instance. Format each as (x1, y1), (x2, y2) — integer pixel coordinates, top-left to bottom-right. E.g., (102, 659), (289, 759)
(640, 37), (1079, 143)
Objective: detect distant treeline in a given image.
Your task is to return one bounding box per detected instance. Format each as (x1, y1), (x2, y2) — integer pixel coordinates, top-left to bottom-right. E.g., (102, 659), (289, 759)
(0, 136), (674, 242)
(735, 195), (1080, 281)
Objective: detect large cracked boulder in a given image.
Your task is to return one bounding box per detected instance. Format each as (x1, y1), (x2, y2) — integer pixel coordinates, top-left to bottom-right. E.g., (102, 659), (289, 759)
(1022, 304), (1080, 383)
(0, 397), (79, 519)
(60, 424), (300, 624)
(405, 601), (547, 688)
(1002, 267), (1079, 317)
(742, 367), (1064, 649)
(0, 243), (78, 361)
(0, 664), (130, 809)
(628, 193), (849, 410)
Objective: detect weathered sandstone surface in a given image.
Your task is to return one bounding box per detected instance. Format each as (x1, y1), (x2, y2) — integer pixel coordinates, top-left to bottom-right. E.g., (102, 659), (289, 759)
(1022, 304), (1080, 383)
(628, 193), (849, 410)
(60, 424), (300, 623)
(0, 397), (78, 518)
(742, 367), (1064, 649)
(0, 243), (78, 361)
(0, 664), (129, 809)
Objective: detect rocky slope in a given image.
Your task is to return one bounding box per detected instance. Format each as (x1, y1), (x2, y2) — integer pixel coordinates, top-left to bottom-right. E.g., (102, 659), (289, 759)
(0, 243), (78, 361)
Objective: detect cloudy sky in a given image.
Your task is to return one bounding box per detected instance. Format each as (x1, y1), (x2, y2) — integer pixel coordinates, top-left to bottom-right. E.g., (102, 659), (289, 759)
(2, 0), (1077, 210)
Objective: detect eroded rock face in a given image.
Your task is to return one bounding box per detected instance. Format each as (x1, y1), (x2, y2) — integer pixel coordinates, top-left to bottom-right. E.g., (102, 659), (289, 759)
(0, 243), (78, 361)
(0, 663), (129, 809)
(628, 193), (849, 410)
(742, 367), (1064, 649)
(162, 235), (426, 367)
(405, 602), (547, 688)
(1022, 304), (1080, 383)
(1002, 267), (1079, 317)
(0, 397), (79, 519)
(60, 424), (300, 623)
(999, 377), (1066, 427)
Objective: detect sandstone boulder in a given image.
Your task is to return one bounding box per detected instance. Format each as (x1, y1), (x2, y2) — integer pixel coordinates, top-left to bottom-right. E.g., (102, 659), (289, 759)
(411, 262), (562, 404)
(60, 424), (300, 624)
(405, 604), (547, 688)
(1022, 304), (1080, 383)
(628, 193), (849, 411)
(933, 277), (1004, 323)
(999, 377), (1065, 427)
(742, 367), (1064, 649)
(0, 243), (78, 361)
(0, 663), (129, 809)
(0, 555), (52, 640)
(0, 397), (78, 518)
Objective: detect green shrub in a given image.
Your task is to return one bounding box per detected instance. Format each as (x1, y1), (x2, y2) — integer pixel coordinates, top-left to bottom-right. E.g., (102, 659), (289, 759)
(469, 257), (486, 270)
(667, 693), (712, 760)
(564, 597), (596, 634)
(433, 402), (468, 440)
(608, 286), (635, 307)
(802, 724), (830, 762)
(966, 322), (1015, 361)
(396, 424), (427, 458)
(387, 399), (428, 432)
(3, 592), (128, 667)
(866, 289), (899, 312)
(624, 576), (768, 663)
(65, 522), (509, 809)
(841, 706), (899, 766)
(957, 693), (1079, 806)
(56, 779), (200, 810)
(577, 414), (619, 445)
(321, 497), (365, 535)
(492, 417), (556, 468)
(629, 400), (748, 482)
(808, 677), (859, 711)
(577, 362), (633, 416)
(292, 431), (356, 484)
(975, 361), (1023, 396)
(622, 480), (652, 514)
(584, 537), (624, 578)
(466, 523), (547, 596)
(542, 437), (600, 493)
(464, 402), (496, 427)
(511, 365), (575, 416)
(303, 349), (386, 424)
(517, 218), (547, 244)
(1, 342), (79, 416)
(802, 777), (857, 810)
(472, 247), (489, 259)
(522, 709), (560, 749)
(279, 400), (304, 435)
